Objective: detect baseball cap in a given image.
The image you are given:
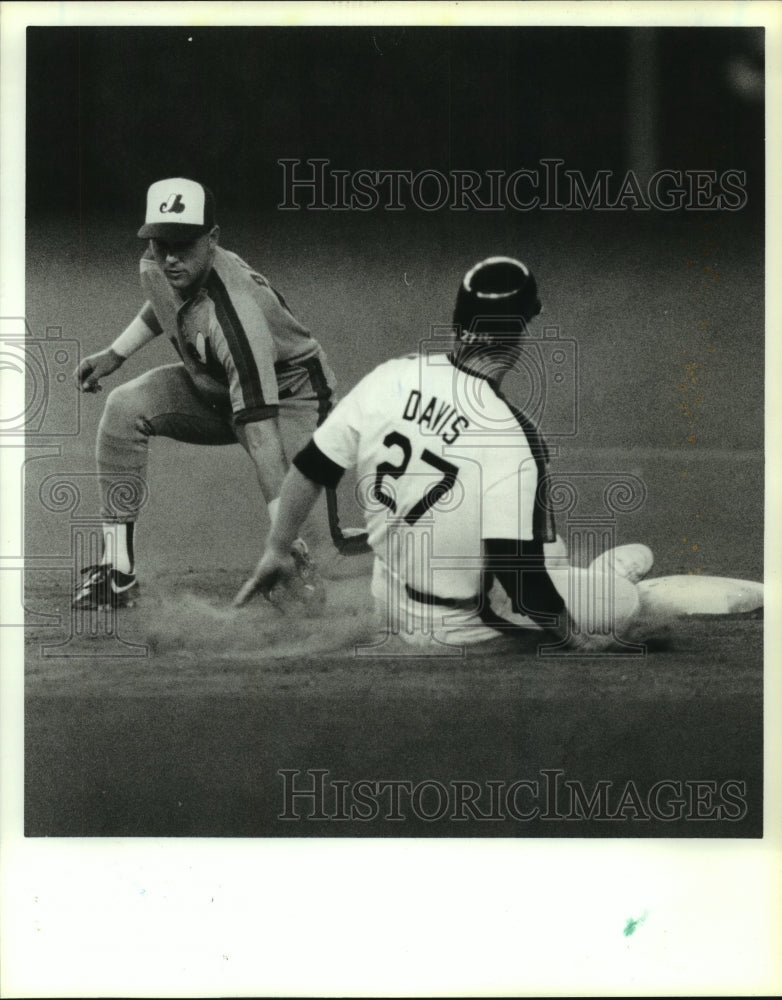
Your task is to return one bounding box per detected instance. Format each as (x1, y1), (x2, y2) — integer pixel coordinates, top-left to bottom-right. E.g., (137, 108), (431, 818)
(137, 178), (216, 240)
(453, 256), (542, 341)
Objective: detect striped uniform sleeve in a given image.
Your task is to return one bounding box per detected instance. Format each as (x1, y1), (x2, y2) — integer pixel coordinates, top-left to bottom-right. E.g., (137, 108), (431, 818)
(205, 268), (281, 424)
(138, 301), (163, 336)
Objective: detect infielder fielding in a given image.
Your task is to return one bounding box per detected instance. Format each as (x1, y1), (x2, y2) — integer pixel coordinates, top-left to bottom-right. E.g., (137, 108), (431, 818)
(234, 255), (602, 648)
(73, 177), (364, 610)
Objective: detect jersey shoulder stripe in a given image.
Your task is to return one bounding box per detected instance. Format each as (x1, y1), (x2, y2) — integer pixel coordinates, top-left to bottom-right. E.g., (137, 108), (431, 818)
(205, 267), (267, 411)
(211, 246), (320, 364)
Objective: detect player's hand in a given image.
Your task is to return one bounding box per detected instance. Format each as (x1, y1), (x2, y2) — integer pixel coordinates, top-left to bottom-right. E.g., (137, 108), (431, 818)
(232, 549), (290, 608)
(74, 348), (124, 393)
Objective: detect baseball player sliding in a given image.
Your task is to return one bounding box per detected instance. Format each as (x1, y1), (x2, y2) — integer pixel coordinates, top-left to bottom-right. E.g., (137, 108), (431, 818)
(234, 255), (763, 649)
(73, 177), (365, 611)
(235, 256), (601, 648)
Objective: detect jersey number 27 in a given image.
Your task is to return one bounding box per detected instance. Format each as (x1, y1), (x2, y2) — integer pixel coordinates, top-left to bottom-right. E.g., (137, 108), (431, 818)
(373, 431), (459, 525)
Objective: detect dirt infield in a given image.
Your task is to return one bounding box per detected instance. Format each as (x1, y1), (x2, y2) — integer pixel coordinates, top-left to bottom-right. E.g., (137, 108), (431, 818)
(24, 560), (763, 838)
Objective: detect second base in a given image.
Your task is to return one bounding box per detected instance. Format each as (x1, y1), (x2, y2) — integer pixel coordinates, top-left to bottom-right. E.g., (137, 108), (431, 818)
(637, 575), (763, 616)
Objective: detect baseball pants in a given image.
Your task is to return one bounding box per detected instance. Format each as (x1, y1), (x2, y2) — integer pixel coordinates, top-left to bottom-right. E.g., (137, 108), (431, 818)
(96, 361), (340, 538)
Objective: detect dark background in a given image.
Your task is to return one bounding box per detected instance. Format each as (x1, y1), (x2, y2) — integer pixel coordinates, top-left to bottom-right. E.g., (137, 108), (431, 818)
(23, 25), (765, 838)
(27, 26), (764, 214)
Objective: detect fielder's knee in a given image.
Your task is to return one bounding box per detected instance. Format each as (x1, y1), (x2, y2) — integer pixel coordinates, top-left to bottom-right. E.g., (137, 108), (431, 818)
(99, 382), (153, 441)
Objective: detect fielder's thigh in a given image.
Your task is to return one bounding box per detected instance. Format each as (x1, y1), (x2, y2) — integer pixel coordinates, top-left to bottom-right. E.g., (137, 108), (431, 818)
(101, 363), (238, 445)
(98, 365), (238, 521)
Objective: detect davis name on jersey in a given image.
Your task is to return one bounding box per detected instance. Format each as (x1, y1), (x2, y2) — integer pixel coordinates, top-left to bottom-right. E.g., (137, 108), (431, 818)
(401, 389), (470, 445)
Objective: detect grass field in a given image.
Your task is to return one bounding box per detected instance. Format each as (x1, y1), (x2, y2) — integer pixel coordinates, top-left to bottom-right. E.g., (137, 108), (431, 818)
(22, 208), (764, 838)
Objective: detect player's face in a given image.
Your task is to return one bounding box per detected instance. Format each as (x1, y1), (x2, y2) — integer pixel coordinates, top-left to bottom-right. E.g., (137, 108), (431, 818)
(149, 227), (219, 295)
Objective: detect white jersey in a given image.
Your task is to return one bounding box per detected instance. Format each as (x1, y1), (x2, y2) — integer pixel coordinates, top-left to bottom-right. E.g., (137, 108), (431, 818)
(313, 352), (554, 605)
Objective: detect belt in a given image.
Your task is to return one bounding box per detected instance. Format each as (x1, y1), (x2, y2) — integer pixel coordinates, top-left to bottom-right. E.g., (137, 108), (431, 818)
(404, 584), (478, 611)
(274, 349), (318, 373)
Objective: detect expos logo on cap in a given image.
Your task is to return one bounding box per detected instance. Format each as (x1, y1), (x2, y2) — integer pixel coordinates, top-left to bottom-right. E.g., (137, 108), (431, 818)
(137, 177), (216, 240)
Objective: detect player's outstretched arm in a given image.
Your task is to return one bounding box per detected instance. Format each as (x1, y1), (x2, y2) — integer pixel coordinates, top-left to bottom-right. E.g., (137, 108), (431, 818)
(73, 313), (158, 392)
(233, 466), (324, 607)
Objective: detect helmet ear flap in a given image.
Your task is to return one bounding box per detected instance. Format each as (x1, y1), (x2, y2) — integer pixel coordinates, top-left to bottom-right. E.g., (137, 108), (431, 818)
(453, 256), (541, 344)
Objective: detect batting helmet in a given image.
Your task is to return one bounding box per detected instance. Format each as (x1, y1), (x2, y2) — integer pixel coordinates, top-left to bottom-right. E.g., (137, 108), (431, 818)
(453, 256), (542, 343)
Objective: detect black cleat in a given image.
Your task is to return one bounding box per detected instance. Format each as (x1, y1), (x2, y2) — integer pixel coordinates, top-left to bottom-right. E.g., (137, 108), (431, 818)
(72, 564), (139, 610)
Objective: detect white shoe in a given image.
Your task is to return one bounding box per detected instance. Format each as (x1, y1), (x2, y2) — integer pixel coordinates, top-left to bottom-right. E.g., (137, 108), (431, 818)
(589, 543), (654, 584)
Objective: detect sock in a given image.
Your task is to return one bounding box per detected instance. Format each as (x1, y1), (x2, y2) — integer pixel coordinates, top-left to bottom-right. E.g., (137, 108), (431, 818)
(101, 522), (135, 575)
